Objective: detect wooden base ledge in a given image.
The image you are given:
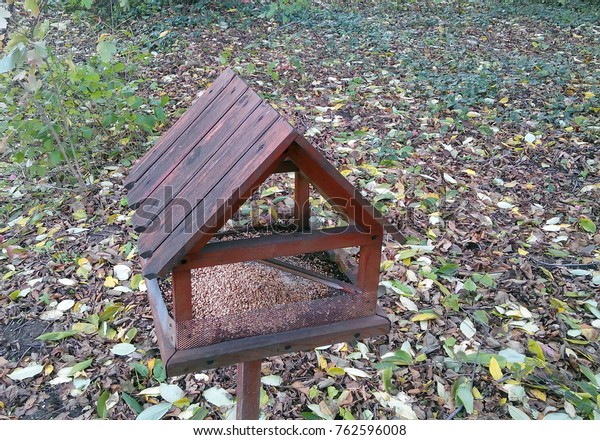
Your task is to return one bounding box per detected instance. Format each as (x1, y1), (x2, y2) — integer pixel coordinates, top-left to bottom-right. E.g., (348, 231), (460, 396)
(165, 314), (390, 376)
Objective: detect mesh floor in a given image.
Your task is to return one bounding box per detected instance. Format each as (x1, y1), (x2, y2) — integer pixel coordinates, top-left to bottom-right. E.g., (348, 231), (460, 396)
(169, 259), (375, 350)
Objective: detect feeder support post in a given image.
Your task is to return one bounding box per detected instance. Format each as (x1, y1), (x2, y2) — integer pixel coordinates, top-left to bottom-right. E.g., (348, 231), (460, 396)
(236, 360), (262, 420)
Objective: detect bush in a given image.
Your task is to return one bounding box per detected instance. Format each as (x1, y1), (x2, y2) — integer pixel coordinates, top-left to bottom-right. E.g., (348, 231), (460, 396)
(0, 0), (167, 189)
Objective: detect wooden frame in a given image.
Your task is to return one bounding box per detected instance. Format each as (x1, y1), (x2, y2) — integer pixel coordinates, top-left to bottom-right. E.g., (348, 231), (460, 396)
(146, 278), (390, 376)
(129, 68), (404, 419)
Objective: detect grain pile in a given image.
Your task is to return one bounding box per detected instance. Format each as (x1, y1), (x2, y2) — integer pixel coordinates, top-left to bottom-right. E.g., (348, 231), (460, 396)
(159, 227), (373, 348)
(190, 259), (341, 320)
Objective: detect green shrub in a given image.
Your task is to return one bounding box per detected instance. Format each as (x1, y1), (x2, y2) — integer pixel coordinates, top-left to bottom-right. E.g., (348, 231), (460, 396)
(0, 0), (167, 189)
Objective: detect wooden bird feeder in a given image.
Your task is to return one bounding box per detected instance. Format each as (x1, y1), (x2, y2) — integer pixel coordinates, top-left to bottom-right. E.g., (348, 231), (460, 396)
(125, 68), (405, 419)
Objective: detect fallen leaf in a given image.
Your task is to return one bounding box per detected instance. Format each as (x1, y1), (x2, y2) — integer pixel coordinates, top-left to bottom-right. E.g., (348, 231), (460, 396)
(56, 299), (75, 312)
(261, 375), (283, 386)
(203, 387), (233, 407)
(136, 402), (172, 420)
(411, 312), (439, 322)
(111, 343), (136, 356)
(489, 357), (503, 380)
(8, 364), (44, 381)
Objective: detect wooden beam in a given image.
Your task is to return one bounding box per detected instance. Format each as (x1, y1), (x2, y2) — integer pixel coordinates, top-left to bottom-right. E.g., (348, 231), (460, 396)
(145, 278), (176, 364)
(178, 225), (377, 270)
(357, 242), (382, 295)
(289, 137), (406, 244)
(274, 160), (298, 173)
(236, 360), (262, 420)
(165, 313), (390, 375)
(172, 268), (193, 322)
(287, 139), (383, 236)
(294, 171), (311, 230)
(260, 258), (361, 294)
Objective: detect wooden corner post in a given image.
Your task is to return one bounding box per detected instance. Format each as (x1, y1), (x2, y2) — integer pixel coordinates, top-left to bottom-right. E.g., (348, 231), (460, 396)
(172, 267), (193, 322)
(294, 171), (311, 230)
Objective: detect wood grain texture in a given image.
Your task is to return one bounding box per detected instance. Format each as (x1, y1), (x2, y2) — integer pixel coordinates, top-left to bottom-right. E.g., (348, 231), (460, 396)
(127, 76), (249, 207)
(165, 314), (390, 375)
(357, 242), (383, 295)
(172, 267), (193, 322)
(125, 68), (235, 189)
(179, 225), (375, 270)
(185, 142), (294, 258)
(130, 89), (263, 231)
(236, 360), (262, 420)
(138, 108), (283, 257)
(141, 118), (296, 278)
(145, 278), (176, 364)
(294, 171), (311, 230)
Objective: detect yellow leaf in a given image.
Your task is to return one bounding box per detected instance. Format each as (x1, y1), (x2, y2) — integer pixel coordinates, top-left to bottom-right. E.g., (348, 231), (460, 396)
(411, 312), (439, 322)
(499, 97), (509, 104)
(472, 387), (482, 399)
(159, 30), (170, 38)
(489, 357), (503, 380)
(530, 389), (546, 401)
(500, 397), (507, 406)
(517, 248), (529, 256)
(44, 364), (54, 376)
(147, 359), (155, 377)
(327, 367), (345, 377)
(464, 169), (477, 176)
(78, 258), (89, 266)
(584, 92), (595, 99)
(539, 267), (554, 280)
(318, 354), (328, 370)
(103, 276), (118, 288)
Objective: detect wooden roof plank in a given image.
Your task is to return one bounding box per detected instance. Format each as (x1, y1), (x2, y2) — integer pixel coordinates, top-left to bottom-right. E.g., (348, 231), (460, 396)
(138, 110), (288, 261)
(127, 75), (249, 207)
(125, 68), (236, 189)
(130, 89), (263, 231)
(142, 118), (297, 278)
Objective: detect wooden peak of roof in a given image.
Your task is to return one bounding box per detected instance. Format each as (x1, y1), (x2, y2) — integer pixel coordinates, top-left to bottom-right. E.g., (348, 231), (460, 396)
(125, 68), (404, 279)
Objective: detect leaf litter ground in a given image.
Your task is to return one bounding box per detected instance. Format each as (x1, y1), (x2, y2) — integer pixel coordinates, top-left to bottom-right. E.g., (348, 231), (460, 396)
(0, 0), (599, 420)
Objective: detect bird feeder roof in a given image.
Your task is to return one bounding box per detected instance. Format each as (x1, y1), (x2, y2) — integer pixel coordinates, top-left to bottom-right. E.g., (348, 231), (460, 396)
(125, 68), (403, 279)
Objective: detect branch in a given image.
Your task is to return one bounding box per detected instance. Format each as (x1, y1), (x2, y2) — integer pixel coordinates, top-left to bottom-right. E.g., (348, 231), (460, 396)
(30, 95), (86, 190)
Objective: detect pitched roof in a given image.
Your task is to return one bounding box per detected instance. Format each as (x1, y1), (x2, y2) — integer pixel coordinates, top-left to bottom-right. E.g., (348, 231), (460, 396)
(126, 68), (404, 279)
